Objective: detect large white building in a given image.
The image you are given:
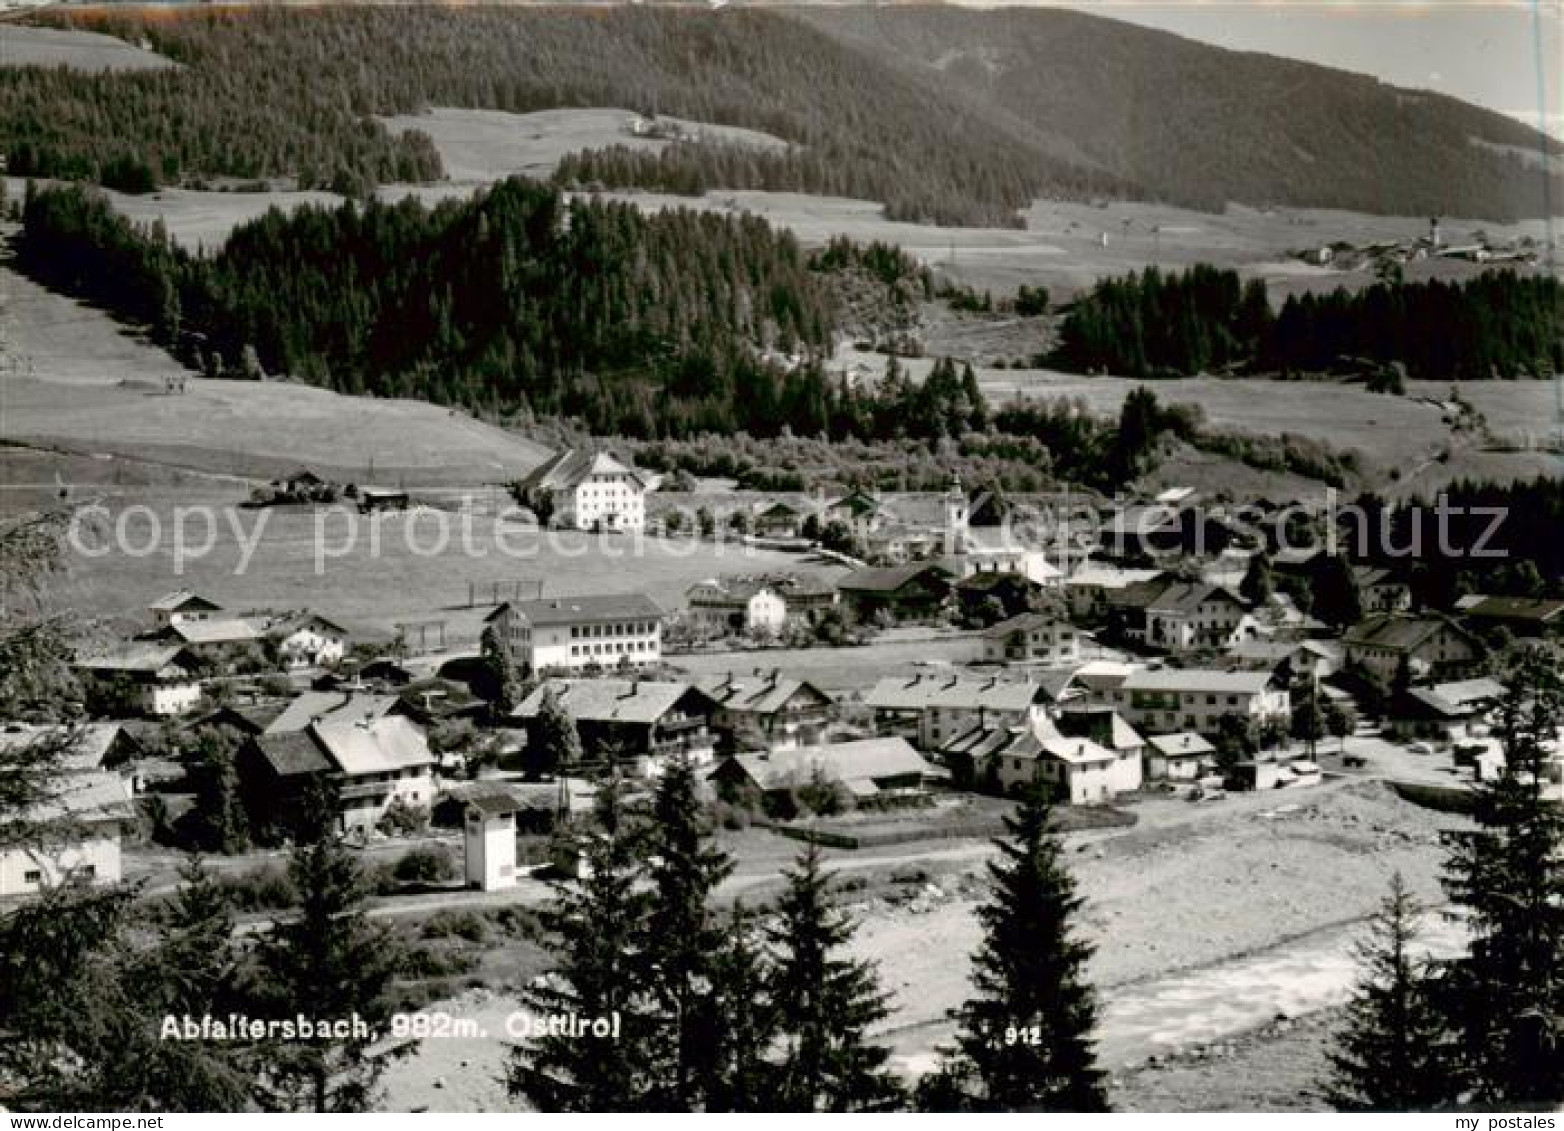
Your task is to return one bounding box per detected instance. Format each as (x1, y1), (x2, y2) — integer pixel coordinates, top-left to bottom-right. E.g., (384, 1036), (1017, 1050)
(486, 593), (665, 674)
(514, 449), (647, 532)
(1106, 668), (1291, 736)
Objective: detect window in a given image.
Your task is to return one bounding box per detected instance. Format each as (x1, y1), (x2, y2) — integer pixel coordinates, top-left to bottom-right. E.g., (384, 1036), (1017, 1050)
(79, 865), (96, 879)
(23, 869), (42, 885)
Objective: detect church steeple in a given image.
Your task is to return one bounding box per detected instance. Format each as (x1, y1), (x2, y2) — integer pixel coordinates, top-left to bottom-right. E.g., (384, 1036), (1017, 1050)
(944, 471), (968, 556)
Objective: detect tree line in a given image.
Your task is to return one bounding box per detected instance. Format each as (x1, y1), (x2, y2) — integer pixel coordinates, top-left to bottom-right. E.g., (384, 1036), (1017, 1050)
(1055, 264), (1562, 382)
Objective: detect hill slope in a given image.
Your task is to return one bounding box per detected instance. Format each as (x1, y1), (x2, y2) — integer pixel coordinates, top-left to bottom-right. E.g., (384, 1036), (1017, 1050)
(793, 4), (1562, 220)
(0, 4), (1557, 224)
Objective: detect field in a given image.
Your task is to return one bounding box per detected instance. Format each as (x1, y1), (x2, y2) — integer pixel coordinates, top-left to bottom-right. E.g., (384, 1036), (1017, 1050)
(0, 23), (175, 72)
(1, 262), (553, 485)
(379, 106), (789, 186)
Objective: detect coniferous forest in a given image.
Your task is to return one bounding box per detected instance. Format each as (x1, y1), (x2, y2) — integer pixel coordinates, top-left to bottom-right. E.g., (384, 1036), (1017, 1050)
(1055, 265), (1563, 381)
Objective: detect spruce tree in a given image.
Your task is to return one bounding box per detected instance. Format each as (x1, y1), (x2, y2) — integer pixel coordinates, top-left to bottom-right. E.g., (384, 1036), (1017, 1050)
(640, 753), (738, 1108)
(704, 905), (779, 1111)
(1440, 655), (1564, 1106)
(248, 823), (407, 1112)
(920, 786), (1107, 1112)
(768, 843), (903, 1112)
(528, 685), (582, 777)
(1323, 873), (1453, 1111)
(509, 771), (662, 1111)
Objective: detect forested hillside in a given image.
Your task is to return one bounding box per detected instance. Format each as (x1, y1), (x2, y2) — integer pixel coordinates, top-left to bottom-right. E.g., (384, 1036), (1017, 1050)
(2, 5), (1122, 226)
(796, 4), (1564, 220)
(2, 4), (1558, 224)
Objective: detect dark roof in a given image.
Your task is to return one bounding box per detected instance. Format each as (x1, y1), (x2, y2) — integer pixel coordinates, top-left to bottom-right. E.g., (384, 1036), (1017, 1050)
(515, 679), (712, 725)
(516, 448), (644, 492)
(1143, 581), (1245, 614)
(251, 731), (333, 778)
(486, 592), (664, 627)
(982, 612), (1074, 639)
(149, 589), (222, 613)
(699, 674), (833, 715)
(1344, 614), (1476, 653)
(837, 561), (955, 595)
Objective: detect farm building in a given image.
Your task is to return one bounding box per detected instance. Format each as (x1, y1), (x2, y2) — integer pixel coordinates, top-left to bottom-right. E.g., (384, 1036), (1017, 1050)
(147, 589), (222, 628)
(708, 736), (934, 808)
(513, 448), (647, 532)
(1111, 579), (1255, 654)
(76, 644), (204, 717)
(836, 561), (956, 623)
(266, 613), (352, 669)
(1386, 677), (1506, 743)
(1343, 615), (1484, 683)
(684, 578), (788, 638)
(514, 678), (719, 774)
(1455, 594), (1564, 637)
(699, 672), (836, 753)
(1353, 566), (1413, 615)
(1064, 563), (1165, 621)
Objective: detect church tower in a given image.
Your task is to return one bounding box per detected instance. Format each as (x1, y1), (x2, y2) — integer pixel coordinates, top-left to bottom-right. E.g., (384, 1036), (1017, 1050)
(944, 472), (969, 557)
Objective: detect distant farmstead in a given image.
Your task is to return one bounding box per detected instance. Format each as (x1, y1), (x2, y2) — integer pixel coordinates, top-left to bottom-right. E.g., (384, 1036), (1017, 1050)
(513, 448), (647, 532)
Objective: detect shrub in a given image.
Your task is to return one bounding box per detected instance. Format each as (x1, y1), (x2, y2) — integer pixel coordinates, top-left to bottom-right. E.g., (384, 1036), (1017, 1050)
(215, 863), (296, 911)
(393, 845), (456, 885)
(419, 909), (488, 943)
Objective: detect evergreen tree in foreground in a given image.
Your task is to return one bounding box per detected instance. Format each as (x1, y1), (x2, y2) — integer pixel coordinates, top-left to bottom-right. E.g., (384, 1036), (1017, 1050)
(249, 815), (408, 1112)
(918, 785), (1107, 1111)
(1440, 654), (1564, 1106)
(704, 904), (779, 1111)
(640, 753), (739, 1108)
(509, 771), (662, 1110)
(1323, 873), (1453, 1111)
(768, 843), (903, 1112)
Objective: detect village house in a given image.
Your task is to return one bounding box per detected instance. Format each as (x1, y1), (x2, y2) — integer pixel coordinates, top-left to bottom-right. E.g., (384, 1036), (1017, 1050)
(77, 644), (204, 717)
(1343, 614), (1484, 684)
(823, 489), (897, 543)
(150, 616), (265, 657)
(1386, 677), (1506, 743)
(1064, 563), (1165, 622)
(1107, 668), (1291, 736)
(708, 736), (934, 809)
(954, 571), (1047, 624)
(1145, 731), (1217, 781)
(1353, 566), (1413, 614)
(1112, 579), (1255, 654)
(1229, 638), (1344, 682)
(836, 561), (956, 623)
(237, 697), (436, 837)
(864, 671), (1072, 750)
(0, 770), (136, 898)
(699, 672), (836, 753)
(147, 590), (223, 629)
(684, 578), (788, 638)
(514, 678), (719, 774)
(752, 500), (809, 540)
(982, 612), (1083, 666)
(485, 593), (665, 674)
(1057, 704), (1147, 773)
(1455, 594), (1564, 637)
(861, 524), (944, 565)
(266, 613), (351, 669)
(941, 714), (1138, 803)
(513, 448), (647, 532)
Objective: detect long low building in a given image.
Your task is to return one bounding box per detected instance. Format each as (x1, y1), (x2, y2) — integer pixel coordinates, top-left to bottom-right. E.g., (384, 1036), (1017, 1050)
(485, 592), (665, 674)
(708, 736), (934, 809)
(941, 716), (1140, 804)
(865, 671), (1072, 750)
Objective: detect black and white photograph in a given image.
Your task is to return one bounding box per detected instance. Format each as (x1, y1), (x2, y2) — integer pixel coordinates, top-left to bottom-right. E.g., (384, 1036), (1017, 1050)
(0, 0), (1560, 1117)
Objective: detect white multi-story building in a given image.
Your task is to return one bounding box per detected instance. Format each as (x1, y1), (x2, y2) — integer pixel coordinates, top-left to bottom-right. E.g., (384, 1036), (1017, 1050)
(1106, 668), (1291, 736)
(514, 449), (647, 532)
(486, 593), (665, 674)
(684, 579), (788, 638)
(76, 644), (204, 717)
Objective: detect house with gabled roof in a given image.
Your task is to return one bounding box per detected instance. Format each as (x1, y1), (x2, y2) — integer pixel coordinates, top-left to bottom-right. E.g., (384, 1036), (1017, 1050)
(265, 613), (352, 669)
(1455, 594), (1564, 637)
(1343, 614), (1483, 684)
(1112, 578), (1255, 654)
(1145, 731), (1216, 781)
(982, 612), (1083, 666)
(708, 737), (934, 809)
(513, 448), (647, 531)
(1387, 677), (1507, 742)
(699, 672), (836, 753)
(836, 560), (956, 623)
(865, 671), (1072, 750)
(147, 590), (223, 628)
(514, 678), (719, 774)
(76, 644), (204, 717)
(941, 715), (1133, 803)
(1352, 566), (1413, 614)
(685, 578), (788, 638)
